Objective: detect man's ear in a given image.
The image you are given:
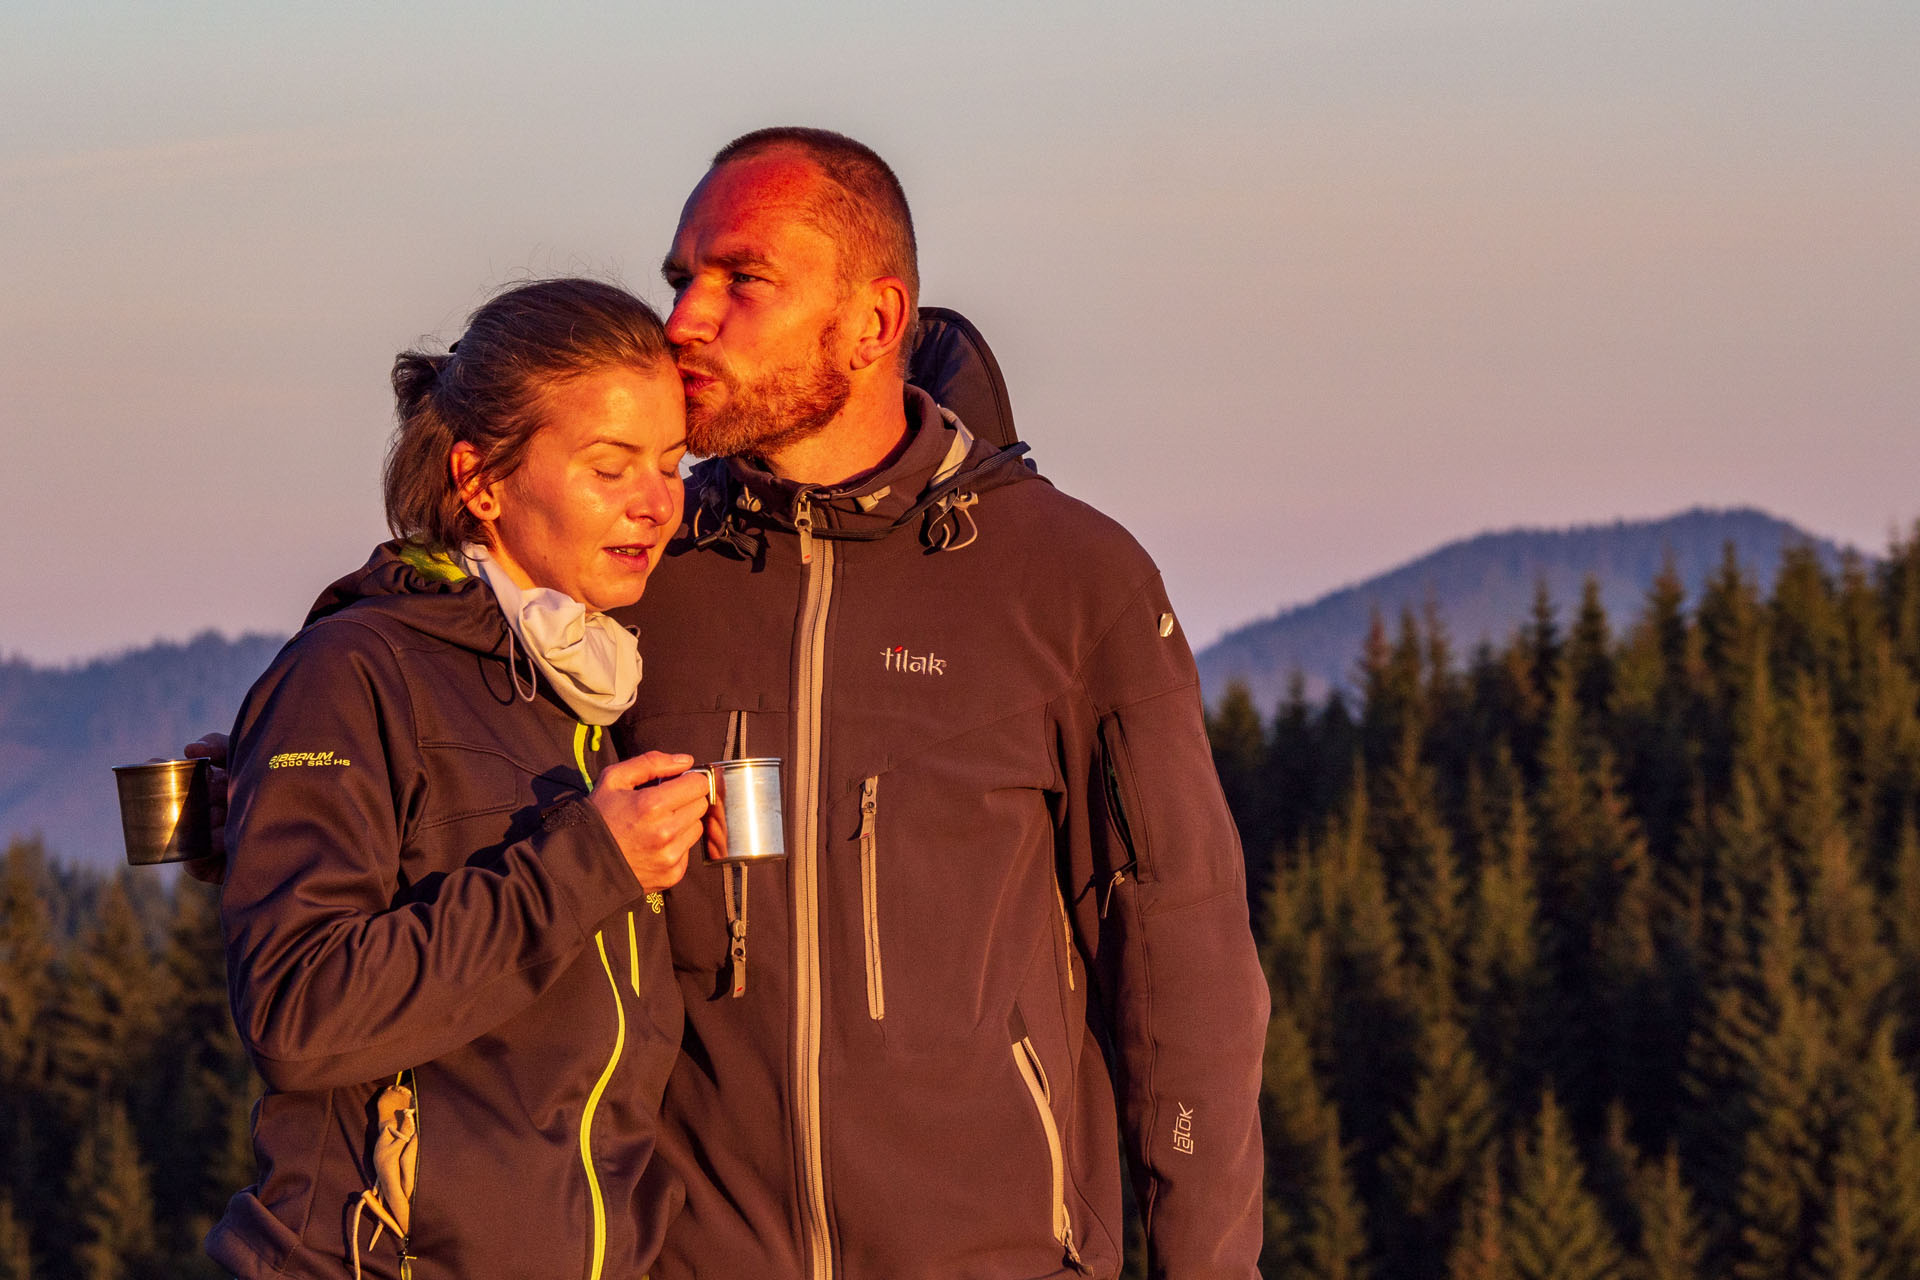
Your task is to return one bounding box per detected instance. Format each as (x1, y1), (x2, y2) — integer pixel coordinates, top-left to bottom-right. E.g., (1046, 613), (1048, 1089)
(848, 276), (910, 373)
(450, 442), (502, 522)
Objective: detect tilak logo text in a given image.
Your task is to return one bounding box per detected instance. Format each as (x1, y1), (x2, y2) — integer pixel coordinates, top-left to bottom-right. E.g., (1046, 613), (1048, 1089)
(882, 646), (946, 676)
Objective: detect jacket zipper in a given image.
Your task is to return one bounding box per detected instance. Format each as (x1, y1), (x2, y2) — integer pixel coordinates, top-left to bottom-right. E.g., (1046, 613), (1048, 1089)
(1011, 1035), (1087, 1271)
(573, 725), (629, 1280)
(582, 932), (627, 1280)
(859, 775), (884, 1020)
(1098, 754), (1139, 919)
(1052, 876), (1075, 993)
(792, 526), (835, 1280)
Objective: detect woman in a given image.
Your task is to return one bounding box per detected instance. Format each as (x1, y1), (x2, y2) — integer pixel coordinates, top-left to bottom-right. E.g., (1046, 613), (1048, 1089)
(207, 279), (705, 1280)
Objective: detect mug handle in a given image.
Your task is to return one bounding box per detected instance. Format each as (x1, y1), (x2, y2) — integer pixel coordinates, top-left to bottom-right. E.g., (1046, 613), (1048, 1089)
(687, 766), (717, 806)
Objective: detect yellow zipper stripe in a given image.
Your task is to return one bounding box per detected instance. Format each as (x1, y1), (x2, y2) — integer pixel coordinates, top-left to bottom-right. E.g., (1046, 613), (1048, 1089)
(581, 932), (626, 1280)
(573, 723), (593, 788)
(627, 911), (640, 995)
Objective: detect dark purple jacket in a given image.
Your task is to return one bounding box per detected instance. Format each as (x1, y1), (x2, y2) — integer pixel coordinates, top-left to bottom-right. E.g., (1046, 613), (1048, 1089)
(615, 390), (1269, 1279)
(208, 544), (682, 1280)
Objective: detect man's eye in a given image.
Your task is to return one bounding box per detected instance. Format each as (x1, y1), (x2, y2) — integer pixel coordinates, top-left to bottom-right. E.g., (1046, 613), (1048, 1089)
(594, 468), (623, 481)
(731, 272), (762, 286)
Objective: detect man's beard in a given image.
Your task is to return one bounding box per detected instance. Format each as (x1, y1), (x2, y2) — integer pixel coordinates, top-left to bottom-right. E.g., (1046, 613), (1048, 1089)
(682, 319), (852, 460)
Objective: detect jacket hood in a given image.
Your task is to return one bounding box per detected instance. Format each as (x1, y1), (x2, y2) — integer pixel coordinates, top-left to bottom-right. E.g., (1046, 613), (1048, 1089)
(303, 541), (508, 657)
(680, 385), (1038, 557)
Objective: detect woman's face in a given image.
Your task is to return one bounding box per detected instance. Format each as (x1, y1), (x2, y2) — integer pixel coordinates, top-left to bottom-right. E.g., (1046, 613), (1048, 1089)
(463, 363), (688, 612)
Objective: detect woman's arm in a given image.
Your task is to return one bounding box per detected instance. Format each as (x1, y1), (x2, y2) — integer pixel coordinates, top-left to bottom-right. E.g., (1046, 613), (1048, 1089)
(220, 619), (675, 1093)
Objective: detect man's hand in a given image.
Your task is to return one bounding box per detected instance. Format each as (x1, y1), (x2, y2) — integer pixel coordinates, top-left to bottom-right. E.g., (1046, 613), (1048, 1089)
(589, 753), (710, 893)
(181, 732), (230, 885)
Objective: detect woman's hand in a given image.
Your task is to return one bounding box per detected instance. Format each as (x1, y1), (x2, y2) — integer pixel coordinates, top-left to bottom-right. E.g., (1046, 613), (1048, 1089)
(589, 752), (710, 893)
(180, 732), (230, 885)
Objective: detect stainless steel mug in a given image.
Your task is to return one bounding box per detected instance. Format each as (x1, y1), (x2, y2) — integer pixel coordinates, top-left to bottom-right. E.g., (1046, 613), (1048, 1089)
(112, 758), (215, 865)
(692, 757), (786, 864)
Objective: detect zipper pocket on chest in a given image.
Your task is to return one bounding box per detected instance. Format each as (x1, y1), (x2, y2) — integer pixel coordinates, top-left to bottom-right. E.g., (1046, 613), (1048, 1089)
(859, 775), (884, 1021)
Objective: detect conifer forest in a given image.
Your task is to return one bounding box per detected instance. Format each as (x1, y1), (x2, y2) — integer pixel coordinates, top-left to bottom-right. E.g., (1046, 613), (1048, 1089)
(7, 536), (1920, 1278)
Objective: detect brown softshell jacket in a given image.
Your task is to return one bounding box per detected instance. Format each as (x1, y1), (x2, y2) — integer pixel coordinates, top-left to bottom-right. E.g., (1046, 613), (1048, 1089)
(614, 389), (1270, 1279)
(207, 545), (683, 1280)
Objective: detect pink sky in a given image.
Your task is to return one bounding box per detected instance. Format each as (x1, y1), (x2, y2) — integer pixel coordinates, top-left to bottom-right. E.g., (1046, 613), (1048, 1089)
(2, 2), (1915, 663)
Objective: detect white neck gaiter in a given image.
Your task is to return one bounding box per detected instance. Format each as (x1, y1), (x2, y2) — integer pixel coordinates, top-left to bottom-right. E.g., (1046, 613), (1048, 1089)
(457, 542), (642, 726)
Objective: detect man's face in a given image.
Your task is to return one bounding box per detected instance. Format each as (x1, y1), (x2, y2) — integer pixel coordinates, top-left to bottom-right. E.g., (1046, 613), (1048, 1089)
(661, 153), (855, 459)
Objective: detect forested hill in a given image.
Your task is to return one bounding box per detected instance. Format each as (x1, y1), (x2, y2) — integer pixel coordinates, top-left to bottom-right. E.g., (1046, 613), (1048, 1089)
(0, 632), (285, 869)
(1196, 507), (1849, 711)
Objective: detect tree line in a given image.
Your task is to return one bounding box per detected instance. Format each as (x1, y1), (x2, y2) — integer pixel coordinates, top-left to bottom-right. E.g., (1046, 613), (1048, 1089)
(0, 846), (251, 1279)
(1214, 534), (1920, 1279)
(8, 533), (1920, 1277)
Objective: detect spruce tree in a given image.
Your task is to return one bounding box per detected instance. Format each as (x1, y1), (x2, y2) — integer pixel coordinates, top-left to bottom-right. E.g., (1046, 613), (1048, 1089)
(1695, 544), (1769, 800)
(1503, 1092), (1626, 1280)
(0, 1191), (30, 1280)
(0, 841), (53, 1095)
(1383, 1013), (1498, 1278)
(1881, 521), (1920, 683)
(1769, 544), (1842, 689)
(1726, 873), (1827, 1280)
(1209, 679), (1274, 916)
(1297, 1121), (1370, 1280)
(1270, 673), (1327, 857)
(1446, 1155), (1515, 1280)
(1807, 1180), (1866, 1280)
(1377, 725), (1465, 1020)
(1844, 635), (1920, 882)
(67, 1101), (157, 1280)
(1612, 558), (1701, 871)
(1314, 769), (1417, 1173)
(0, 841), (54, 1214)
(146, 881), (254, 1265)
(1628, 1146), (1705, 1280)
(1825, 1026), (1920, 1280)
(1464, 789), (1548, 1117)
(1567, 578), (1614, 731)
(45, 878), (171, 1122)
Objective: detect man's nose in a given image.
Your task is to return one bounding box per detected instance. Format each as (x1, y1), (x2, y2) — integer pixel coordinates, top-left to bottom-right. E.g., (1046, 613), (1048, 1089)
(666, 284), (718, 348)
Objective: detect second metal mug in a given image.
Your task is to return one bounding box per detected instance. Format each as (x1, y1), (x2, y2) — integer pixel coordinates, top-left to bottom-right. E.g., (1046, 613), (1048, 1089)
(111, 758), (215, 865)
(692, 757), (787, 864)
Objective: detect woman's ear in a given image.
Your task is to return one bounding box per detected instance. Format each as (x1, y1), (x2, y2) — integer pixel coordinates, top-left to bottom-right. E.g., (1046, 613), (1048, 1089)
(450, 442), (502, 523)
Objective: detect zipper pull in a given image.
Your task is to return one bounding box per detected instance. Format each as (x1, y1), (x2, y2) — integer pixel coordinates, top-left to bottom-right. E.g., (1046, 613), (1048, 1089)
(794, 489), (815, 564)
(1098, 868), (1129, 919)
(730, 916), (749, 998)
(860, 776), (878, 833)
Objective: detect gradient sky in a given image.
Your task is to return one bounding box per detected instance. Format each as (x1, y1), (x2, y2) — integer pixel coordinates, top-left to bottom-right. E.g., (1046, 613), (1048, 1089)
(2, 1), (1916, 664)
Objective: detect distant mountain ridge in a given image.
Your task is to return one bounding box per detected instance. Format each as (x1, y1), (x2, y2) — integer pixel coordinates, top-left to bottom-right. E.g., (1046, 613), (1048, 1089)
(1194, 507), (1852, 712)
(0, 631), (286, 869)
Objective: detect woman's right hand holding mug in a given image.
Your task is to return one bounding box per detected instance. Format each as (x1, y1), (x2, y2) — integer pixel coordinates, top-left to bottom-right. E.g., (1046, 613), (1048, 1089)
(589, 752), (710, 893)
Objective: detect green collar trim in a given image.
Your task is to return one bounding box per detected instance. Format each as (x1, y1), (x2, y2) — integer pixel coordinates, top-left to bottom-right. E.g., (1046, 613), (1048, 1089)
(397, 542), (469, 583)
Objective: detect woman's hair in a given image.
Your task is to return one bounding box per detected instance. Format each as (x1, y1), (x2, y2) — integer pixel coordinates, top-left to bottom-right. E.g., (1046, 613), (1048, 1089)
(384, 278), (673, 551)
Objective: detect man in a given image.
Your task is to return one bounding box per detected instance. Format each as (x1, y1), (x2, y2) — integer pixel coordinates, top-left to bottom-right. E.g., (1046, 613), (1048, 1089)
(618, 128), (1268, 1278)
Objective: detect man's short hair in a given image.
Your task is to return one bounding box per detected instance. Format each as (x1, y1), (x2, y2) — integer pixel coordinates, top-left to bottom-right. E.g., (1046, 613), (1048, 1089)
(713, 127), (920, 368)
